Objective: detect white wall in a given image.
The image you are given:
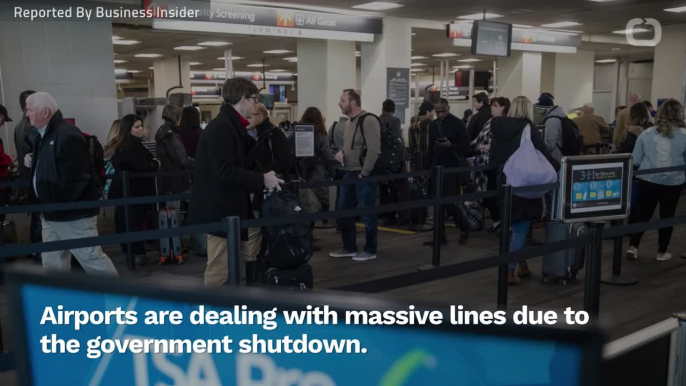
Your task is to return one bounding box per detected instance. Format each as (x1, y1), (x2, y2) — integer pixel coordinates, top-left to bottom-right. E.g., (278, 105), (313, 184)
(594, 64), (616, 91)
(0, 20), (118, 153)
(651, 24), (686, 105)
(540, 53), (556, 95)
(553, 50), (595, 112)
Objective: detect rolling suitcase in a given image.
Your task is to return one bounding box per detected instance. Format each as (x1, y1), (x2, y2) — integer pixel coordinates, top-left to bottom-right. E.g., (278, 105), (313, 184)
(542, 221), (586, 285)
(158, 207), (184, 265)
(261, 264), (313, 290)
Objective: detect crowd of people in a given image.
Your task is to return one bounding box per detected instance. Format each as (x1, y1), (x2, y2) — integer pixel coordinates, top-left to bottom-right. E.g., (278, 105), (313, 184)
(1, 78), (686, 287)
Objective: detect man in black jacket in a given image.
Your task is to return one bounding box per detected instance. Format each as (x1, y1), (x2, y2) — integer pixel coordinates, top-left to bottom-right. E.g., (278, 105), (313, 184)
(189, 78), (283, 286)
(468, 92), (492, 141)
(425, 98), (472, 245)
(24, 92), (118, 276)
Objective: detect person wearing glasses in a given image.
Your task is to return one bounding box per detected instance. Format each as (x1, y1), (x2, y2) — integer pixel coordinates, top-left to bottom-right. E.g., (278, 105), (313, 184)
(189, 78), (284, 286)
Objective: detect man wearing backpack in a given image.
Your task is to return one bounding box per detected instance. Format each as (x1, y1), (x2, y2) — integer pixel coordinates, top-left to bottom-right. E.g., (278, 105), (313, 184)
(539, 93), (573, 162)
(330, 89), (381, 262)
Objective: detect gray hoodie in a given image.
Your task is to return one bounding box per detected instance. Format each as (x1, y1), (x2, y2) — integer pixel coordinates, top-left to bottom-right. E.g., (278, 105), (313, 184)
(543, 106), (566, 162)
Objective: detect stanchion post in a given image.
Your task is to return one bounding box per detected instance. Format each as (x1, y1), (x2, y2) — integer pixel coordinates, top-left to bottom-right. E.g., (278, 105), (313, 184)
(432, 165), (444, 267)
(584, 222), (604, 316)
(497, 184), (512, 309)
(602, 219), (638, 286)
(224, 216), (242, 285)
(122, 171), (135, 271)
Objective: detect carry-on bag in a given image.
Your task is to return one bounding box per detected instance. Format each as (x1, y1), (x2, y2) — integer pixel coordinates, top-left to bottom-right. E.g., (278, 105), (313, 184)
(261, 264), (313, 290)
(542, 221), (586, 285)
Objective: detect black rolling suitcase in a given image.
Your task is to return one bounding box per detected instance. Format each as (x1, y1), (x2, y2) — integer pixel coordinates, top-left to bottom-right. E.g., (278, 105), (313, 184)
(541, 222), (586, 285)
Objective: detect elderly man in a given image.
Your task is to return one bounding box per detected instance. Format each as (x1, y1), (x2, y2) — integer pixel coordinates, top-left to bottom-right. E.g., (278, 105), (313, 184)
(24, 92), (118, 276)
(574, 103), (610, 154)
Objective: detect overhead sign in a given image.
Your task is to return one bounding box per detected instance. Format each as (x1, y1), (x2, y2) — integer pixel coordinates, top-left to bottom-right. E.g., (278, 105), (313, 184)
(145, 0), (381, 42)
(449, 22), (582, 53)
(190, 72), (297, 82)
(556, 154), (633, 223)
(386, 68), (410, 124)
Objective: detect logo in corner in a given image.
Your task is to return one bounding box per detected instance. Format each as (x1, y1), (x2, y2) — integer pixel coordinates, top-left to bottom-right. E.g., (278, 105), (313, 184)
(625, 18), (662, 47)
(276, 11), (295, 28)
(380, 349), (437, 386)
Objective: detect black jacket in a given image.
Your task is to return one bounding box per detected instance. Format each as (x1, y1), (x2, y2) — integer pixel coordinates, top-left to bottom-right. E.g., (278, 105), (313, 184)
(188, 104), (264, 238)
(155, 122), (195, 193)
(108, 134), (158, 200)
(379, 112), (403, 145)
(30, 110), (100, 222)
(14, 115), (38, 182)
(468, 105), (493, 141)
(490, 117), (560, 222)
(428, 113), (471, 167)
(247, 119), (293, 211)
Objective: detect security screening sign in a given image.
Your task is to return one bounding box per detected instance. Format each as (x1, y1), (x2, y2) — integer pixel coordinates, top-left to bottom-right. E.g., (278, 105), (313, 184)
(8, 270), (602, 386)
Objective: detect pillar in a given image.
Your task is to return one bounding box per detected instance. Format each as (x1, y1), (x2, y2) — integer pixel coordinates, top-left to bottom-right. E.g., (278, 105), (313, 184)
(651, 24), (686, 105)
(497, 51), (542, 103)
(153, 57), (192, 98)
(297, 39), (356, 125)
(551, 50), (595, 112)
(361, 17), (411, 125)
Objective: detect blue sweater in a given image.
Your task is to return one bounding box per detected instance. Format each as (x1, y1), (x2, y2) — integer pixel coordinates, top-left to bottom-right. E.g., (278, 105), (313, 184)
(633, 126), (686, 186)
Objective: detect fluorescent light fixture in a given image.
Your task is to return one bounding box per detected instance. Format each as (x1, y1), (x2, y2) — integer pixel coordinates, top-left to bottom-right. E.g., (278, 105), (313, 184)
(217, 56), (244, 60)
(283, 57), (298, 61)
(113, 60), (127, 64)
(410, 69), (424, 73)
(613, 28), (650, 34)
(114, 69), (128, 74)
(112, 36), (123, 40)
(212, 68), (229, 71)
(453, 65), (474, 69)
(134, 53), (162, 58)
(174, 46), (205, 51)
(588, 0), (615, 2)
(411, 56), (427, 60)
(596, 59), (617, 63)
(128, 70), (141, 73)
(612, 48), (621, 51)
(540, 21), (581, 28)
(664, 6), (686, 12)
(513, 24), (533, 28)
(410, 63), (427, 67)
(190, 62), (203, 66)
(355, 51), (361, 57)
(295, 74), (298, 76)
(112, 40), (140, 45)
(458, 58), (482, 62)
(412, 33), (416, 36)
(271, 69), (286, 72)
(198, 41), (232, 46)
(352, 2), (403, 11)
(458, 13), (504, 20)
(247, 64), (270, 67)
(148, 67), (154, 70)
(432, 53), (459, 57)
(263, 50), (293, 54)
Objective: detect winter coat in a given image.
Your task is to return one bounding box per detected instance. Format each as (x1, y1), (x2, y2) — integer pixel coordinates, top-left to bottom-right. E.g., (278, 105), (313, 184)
(179, 125), (203, 158)
(247, 119), (293, 211)
(108, 134), (158, 199)
(615, 125), (644, 155)
(468, 104), (493, 141)
(13, 115), (38, 182)
(574, 113), (611, 149)
(155, 122), (195, 193)
(188, 104), (264, 239)
(490, 117), (560, 223)
(542, 106), (567, 162)
(0, 137), (12, 189)
(30, 110), (100, 222)
(428, 113), (471, 167)
(409, 115), (432, 172)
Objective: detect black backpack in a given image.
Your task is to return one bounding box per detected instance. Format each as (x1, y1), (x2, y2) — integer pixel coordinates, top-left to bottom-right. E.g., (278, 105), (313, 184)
(260, 190), (313, 270)
(353, 113), (404, 175)
(545, 115), (584, 156)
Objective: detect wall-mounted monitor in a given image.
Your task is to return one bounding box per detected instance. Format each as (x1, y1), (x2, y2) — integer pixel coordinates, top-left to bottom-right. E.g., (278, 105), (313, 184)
(259, 94), (275, 110)
(471, 20), (512, 57)
(168, 93), (192, 107)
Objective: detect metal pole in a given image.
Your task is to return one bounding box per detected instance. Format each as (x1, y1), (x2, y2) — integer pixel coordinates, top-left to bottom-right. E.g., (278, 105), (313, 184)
(584, 222), (605, 316)
(122, 171), (135, 271)
(224, 216), (242, 285)
(432, 165), (444, 267)
(602, 219), (638, 285)
(492, 60), (498, 96)
(497, 184), (512, 309)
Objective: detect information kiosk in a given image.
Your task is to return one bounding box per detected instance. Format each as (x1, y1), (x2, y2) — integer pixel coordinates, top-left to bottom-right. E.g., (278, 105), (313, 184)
(8, 268), (603, 386)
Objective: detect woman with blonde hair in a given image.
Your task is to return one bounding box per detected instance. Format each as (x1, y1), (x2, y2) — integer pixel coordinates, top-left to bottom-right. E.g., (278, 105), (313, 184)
(489, 96), (560, 284)
(627, 99), (686, 262)
(104, 119), (121, 159)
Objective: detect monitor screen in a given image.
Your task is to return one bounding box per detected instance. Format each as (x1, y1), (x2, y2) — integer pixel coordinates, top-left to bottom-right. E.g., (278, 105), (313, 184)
(259, 94), (275, 110)
(471, 20), (512, 57)
(168, 93), (192, 107)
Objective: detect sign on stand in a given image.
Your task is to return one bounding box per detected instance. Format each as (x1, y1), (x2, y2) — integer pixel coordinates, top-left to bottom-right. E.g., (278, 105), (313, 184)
(555, 154), (633, 223)
(294, 124), (315, 158)
(386, 68), (410, 124)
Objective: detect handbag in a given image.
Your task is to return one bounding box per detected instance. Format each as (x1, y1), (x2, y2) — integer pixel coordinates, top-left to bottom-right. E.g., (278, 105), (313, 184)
(503, 124), (558, 199)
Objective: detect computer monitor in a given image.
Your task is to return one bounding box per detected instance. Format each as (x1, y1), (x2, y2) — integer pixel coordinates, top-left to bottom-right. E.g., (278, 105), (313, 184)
(168, 93), (192, 107)
(471, 20), (512, 57)
(259, 94), (275, 110)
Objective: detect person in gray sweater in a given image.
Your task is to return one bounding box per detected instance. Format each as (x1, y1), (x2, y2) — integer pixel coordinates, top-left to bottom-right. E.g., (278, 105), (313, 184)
(538, 94), (566, 163)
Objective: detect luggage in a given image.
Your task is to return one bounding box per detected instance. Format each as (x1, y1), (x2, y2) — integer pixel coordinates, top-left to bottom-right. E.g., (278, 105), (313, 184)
(455, 201), (485, 231)
(542, 221), (587, 285)
(191, 233), (207, 257)
(260, 264), (314, 290)
(260, 190), (313, 270)
(354, 113), (404, 175)
(503, 124), (558, 199)
(158, 207), (184, 265)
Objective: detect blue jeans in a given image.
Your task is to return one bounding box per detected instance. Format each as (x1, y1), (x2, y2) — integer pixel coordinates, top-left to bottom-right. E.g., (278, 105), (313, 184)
(339, 171), (378, 254)
(509, 220), (532, 269)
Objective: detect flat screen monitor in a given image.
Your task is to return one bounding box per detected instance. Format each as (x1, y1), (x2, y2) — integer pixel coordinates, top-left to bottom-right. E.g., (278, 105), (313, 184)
(471, 20), (512, 57)
(168, 93), (192, 107)
(8, 269), (603, 386)
(259, 94), (275, 110)
(269, 85), (287, 102)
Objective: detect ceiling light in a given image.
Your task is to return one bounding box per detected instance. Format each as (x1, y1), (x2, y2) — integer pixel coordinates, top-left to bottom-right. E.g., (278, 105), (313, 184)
(247, 64), (270, 67)
(540, 22), (582, 28)
(410, 69), (424, 73)
(612, 48), (621, 51)
(283, 57), (298, 61)
(458, 13), (504, 20)
(114, 60), (127, 64)
(432, 53), (459, 57)
(453, 65), (474, 69)
(112, 40), (141, 45)
(112, 36), (123, 40)
(596, 59), (617, 63)
(355, 51), (361, 57)
(411, 33), (416, 36)
(513, 24), (533, 28)
(189, 62), (203, 66)
(128, 70), (141, 73)
(217, 56), (243, 60)
(198, 41), (232, 46)
(411, 56), (427, 60)
(352, 2), (403, 11)
(114, 69), (128, 74)
(410, 63), (427, 67)
(458, 58), (482, 62)
(263, 50), (293, 54)
(148, 67), (154, 70)
(174, 46), (205, 51)
(664, 6), (686, 12)
(613, 28), (650, 34)
(135, 53), (162, 58)
(294, 74), (298, 76)
(271, 69), (286, 72)
(588, 0), (615, 2)
(212, 68), (230, 71)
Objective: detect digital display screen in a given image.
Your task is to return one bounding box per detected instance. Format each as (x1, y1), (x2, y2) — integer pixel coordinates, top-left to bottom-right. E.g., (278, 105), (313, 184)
(570, 163), (623, 214)
(471, 20), (512, 57)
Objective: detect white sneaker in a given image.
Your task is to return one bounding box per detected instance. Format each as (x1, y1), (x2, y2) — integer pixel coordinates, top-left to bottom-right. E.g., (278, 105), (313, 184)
(329, 249), (357, 258)
(657, 253), (673, 262)
(353, 252), (377, 262)
(626, 246), (638, 260)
